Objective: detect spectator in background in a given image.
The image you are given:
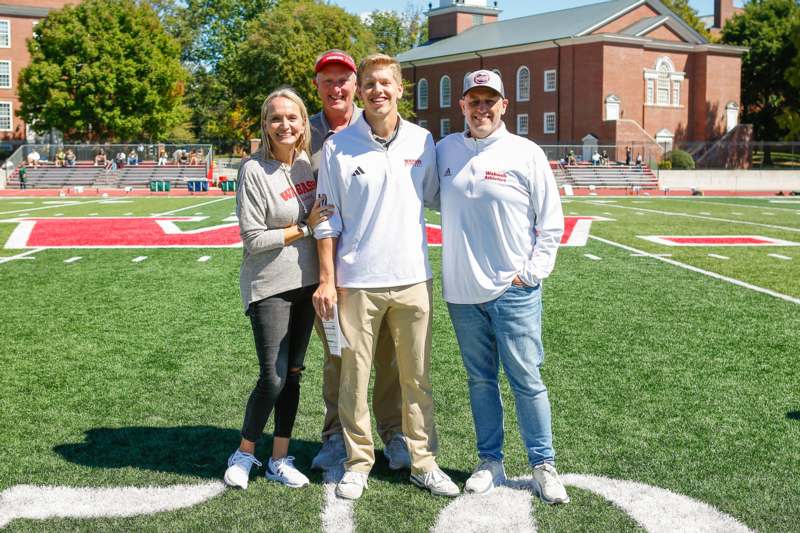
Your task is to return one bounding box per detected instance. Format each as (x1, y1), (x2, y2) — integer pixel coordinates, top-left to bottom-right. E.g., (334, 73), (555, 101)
(157, 149), (168, 165)
(179, 149), (190, 165)
(65, 149), (76, 167)
(189, 149), (199, 165)
(625, 145), (632, 166)
(636, 153), (643, 167)
(94, 149), (107, 167)
(567, 149), (577, 166)
(591, 151), (600, 166)
(116, 151), (126, 169)
(55, 148), (66, 167)
(128, 149), (139, 166)
(601, 149), (609, 166)
(26, 149), (41, 168)
(18, 163), (27, 190)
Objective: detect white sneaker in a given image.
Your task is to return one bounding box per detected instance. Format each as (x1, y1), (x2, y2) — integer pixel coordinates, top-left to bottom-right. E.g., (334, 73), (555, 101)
(410, 467), (460, 497)
(266, 456), (310, 488)
(383, 433), (411, 470)
(335, 471), (368, 500)
(223, 449), (262, 490)
(465, 459), (506, 494)
(532, 463), (570, 504)
(312, 433), (347, 471)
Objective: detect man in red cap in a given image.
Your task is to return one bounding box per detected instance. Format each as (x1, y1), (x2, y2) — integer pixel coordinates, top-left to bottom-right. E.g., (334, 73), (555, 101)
(309, 49), (410, 476)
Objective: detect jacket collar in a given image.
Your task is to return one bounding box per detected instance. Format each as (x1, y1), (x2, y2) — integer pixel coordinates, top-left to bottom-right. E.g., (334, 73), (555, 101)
(462, 121), (509, 147)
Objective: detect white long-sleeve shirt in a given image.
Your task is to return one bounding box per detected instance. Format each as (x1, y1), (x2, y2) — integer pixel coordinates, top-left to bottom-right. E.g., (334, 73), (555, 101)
(436, 123), (564, 304)
(314, 115), (439, 288)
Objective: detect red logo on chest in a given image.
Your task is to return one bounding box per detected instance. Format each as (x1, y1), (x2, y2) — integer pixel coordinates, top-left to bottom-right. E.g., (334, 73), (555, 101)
(280, 180), (316, 201)
(405, 159), (423, 167)
(483, 170), (507, 182)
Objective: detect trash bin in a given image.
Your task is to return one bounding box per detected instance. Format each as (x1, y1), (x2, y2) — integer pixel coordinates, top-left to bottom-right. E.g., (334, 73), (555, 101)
(187, 180), (208, 192)
(149, 180), (170, 192)
(220, 180), (237, 193)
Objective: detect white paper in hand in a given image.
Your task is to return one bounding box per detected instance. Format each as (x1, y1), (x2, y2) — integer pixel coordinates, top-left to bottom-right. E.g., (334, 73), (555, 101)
(322, 305), (349, 357)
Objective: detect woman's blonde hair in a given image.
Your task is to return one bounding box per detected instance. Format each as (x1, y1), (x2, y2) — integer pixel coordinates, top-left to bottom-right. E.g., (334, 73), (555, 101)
(260, 87), (311, 161)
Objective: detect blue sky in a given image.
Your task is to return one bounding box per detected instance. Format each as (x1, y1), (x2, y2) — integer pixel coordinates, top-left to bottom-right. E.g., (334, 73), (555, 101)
(330, 0), (720, 19)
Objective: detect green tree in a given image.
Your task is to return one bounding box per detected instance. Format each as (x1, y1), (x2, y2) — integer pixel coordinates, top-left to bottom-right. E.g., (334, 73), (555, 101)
(366, 7), (428, 58)
(18, 0), (186, 142)
(230, 0), (377, 136)
(778, 21), (800, 139)
(661, 0), (712, 40)
(722, 0), (800, 148)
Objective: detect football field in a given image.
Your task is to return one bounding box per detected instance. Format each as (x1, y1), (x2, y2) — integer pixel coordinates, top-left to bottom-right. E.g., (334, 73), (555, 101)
(0, 194), (798, 532)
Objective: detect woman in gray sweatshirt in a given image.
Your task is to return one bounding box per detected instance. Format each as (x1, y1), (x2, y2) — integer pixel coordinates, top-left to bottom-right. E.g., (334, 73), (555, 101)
(224, 88), (332, 490)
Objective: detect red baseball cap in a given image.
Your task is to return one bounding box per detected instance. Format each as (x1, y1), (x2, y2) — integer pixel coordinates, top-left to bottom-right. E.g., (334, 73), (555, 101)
(315, 50), (357, 74)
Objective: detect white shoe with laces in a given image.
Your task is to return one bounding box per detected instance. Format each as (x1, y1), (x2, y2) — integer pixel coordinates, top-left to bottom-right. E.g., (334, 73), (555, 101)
(532, 463), (570, 504)
(311, 433), (347, 471)
(410, 467), (460, 497)
(335, 471), (368, 500)
(465, 459), (506, 494)
(266, 456), (310, 488)
(224, 449), (262, 490)
(383, 433), (411, 470)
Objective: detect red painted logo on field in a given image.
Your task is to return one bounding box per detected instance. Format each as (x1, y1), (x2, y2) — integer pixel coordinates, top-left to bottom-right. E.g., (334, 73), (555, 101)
(425, 216), (610, 247)
(638, 235), (799, 247)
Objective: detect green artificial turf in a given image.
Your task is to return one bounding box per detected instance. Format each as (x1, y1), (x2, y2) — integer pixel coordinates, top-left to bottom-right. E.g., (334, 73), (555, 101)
(0, 195), (798, 532)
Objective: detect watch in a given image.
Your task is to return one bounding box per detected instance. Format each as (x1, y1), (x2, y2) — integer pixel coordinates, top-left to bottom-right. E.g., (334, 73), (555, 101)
(298, 222), (312, 238)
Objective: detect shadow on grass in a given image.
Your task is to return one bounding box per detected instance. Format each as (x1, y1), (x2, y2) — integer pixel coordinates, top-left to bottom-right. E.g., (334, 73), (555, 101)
(54, 426), (323, 480)
(787, 411), (800, 421)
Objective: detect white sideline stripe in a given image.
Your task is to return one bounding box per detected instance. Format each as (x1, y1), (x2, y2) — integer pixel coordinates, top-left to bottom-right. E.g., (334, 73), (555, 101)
(590, 236), (800, 305)
(194, 212), (203, 215)
(674, 198), (800, 213)
(64, 256), (82, 264)
(132, 256), (148, 263)
(321, 466), (354, 533)
(0, 482), (225, 528)
(0, 248), (45, 265)
(197, 255), (211, 262)
(11, 201), (34, 204)
(88, 213), (98, 216)
(708, 253), (729, 260)
(54, 213), (64, 216)
(562, 474), (754, 533)
(631, 253), (672, 257)
(699, 211), (711, 215)
(587, 202), (800, 233)
(223, 215), (238, 222)
(584, 253), (602, 260)
(768, 253), (792, 260)
(635, 212), (645, 215)
(154, 196), (233, 216)
(0, 199), (105, 216)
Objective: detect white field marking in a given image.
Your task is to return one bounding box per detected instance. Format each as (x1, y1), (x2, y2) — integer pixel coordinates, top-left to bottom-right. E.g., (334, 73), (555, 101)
(0, 199), (105, 216)
(584, 253), (602, 260)
(603, 212), (613, 215)
(586, 201), (800, 233)
(132, 256), (148, 263)
(124, 212), (133, 216)
(43, 201), (80, 205)
(98, 200), (133, 204)
(636, 235), (798, 247)
(223, 215), (238, 222)
(708, 253), (729, 260)
(770, 199), (800, 204)
(731, 212), (744, 215)
(0, 248), (46, 265)
(672, 198), (800, 213)
(562, 474), (753, 533)
(433, 482), (535, 533)
(197, 255), (211, 262)
(17, 213), (29, 217)
(591, 200), (617, 203)
(154, 196), (234, 216)
(321, 466), (354, 533)
(768, 253), (792, 260)
(11, 201), (34, 204)
(0, 482), (225, 528)
(54, 213), (64, 216)
(64, 256), (82, 264)
(699, 211), (711, 215)
(635, 212), (645, 215)
(631, 253), (672, 257)
(591, 235), (800, 305)
(88, 213), (99, 216)
(194, 212), (203, 215)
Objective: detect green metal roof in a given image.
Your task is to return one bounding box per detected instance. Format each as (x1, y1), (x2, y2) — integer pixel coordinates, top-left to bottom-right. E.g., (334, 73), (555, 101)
(397, 0), (707, 64)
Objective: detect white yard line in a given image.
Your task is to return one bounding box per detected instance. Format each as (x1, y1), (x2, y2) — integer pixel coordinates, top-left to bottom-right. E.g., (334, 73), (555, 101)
(672, 198), (800, 213)
(0, 199), (106, 216)
(631, 253), (672, 257)
(132, 256), (148, 263)
(64, 257), (82, 264)
(587, 201), (800, 233)
(0, 248), (46, 265)
(768, 253), (792, 261)
(590, 236), (800, 305)
(154, 197), (233, 216)
(708, 253), (729, 260)
(584, 253), (602, 260)
(197, 256), (211, 262)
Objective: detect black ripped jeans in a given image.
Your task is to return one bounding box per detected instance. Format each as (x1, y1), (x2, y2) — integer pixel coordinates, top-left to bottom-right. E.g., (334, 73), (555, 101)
(241, 285), (317, 442)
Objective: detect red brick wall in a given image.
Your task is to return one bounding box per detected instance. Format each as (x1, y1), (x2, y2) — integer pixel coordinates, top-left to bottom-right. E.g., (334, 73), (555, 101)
(689, 52), (741, 141)
(568, 43), (605, 143)
(643, 24), (684, 42)
(428, 12), (498, 40)
(592, 4), (660, 34)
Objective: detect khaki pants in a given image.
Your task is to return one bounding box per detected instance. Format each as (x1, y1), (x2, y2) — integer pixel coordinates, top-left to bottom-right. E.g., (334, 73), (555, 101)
(315, 318), (403, 445)
(337, 280), (438, 475)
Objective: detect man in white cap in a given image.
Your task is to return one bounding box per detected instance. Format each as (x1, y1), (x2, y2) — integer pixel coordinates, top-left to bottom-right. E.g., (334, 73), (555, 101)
(308, 49), (410, 473)
(436, 69), (569, 503)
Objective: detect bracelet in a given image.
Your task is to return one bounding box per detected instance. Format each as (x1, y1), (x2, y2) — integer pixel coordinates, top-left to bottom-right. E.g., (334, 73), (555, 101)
(299, 224), (312, 238)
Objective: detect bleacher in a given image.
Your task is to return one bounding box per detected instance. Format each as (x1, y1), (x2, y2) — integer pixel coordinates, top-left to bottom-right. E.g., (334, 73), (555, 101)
(115, 162), (207, 189)
(560, 163), (658, 190)
(6, 161), (208, 190)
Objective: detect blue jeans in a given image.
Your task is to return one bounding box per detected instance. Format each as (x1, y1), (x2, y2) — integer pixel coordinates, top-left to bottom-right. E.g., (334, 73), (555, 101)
(447, 284), (555, 466)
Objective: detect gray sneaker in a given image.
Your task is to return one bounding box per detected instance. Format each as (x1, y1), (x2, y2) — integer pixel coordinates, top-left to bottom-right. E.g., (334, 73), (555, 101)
(335, 471), (368, 500)
(532, 463), (570, 504)
(312, 433), (347, 471)
(465, 459), (506, 494)
(410, 467), (460, 497)
(383, 433), (411, 470)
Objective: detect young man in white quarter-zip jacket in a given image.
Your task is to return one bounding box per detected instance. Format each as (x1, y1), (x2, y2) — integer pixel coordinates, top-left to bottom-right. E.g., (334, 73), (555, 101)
(436, 70), (570, 504)
(312, 53), (458, 501)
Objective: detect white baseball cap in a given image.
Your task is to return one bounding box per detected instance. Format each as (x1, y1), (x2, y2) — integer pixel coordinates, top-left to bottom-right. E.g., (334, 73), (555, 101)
(462, 69), (505, 98)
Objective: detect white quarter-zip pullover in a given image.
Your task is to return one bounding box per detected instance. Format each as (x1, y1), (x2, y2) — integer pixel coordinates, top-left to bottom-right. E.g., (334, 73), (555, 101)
(314, 114), (439, 288)
(436, 123), (564, 304)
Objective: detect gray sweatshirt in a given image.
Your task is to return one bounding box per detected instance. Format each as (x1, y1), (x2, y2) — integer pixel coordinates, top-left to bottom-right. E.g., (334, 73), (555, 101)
(236, 151), (319, 311)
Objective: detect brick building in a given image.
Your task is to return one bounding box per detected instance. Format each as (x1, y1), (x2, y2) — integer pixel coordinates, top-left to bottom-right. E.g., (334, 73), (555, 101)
(397, 0), (746, 156)
(0, 1), (77, 148)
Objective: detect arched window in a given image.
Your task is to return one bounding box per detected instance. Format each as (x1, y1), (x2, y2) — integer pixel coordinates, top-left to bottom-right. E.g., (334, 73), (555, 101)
(417, 79), (428, 110)
(657, 62), (670, 105)
(440, 75), (451, 108)
(516, 66), (530, 102)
